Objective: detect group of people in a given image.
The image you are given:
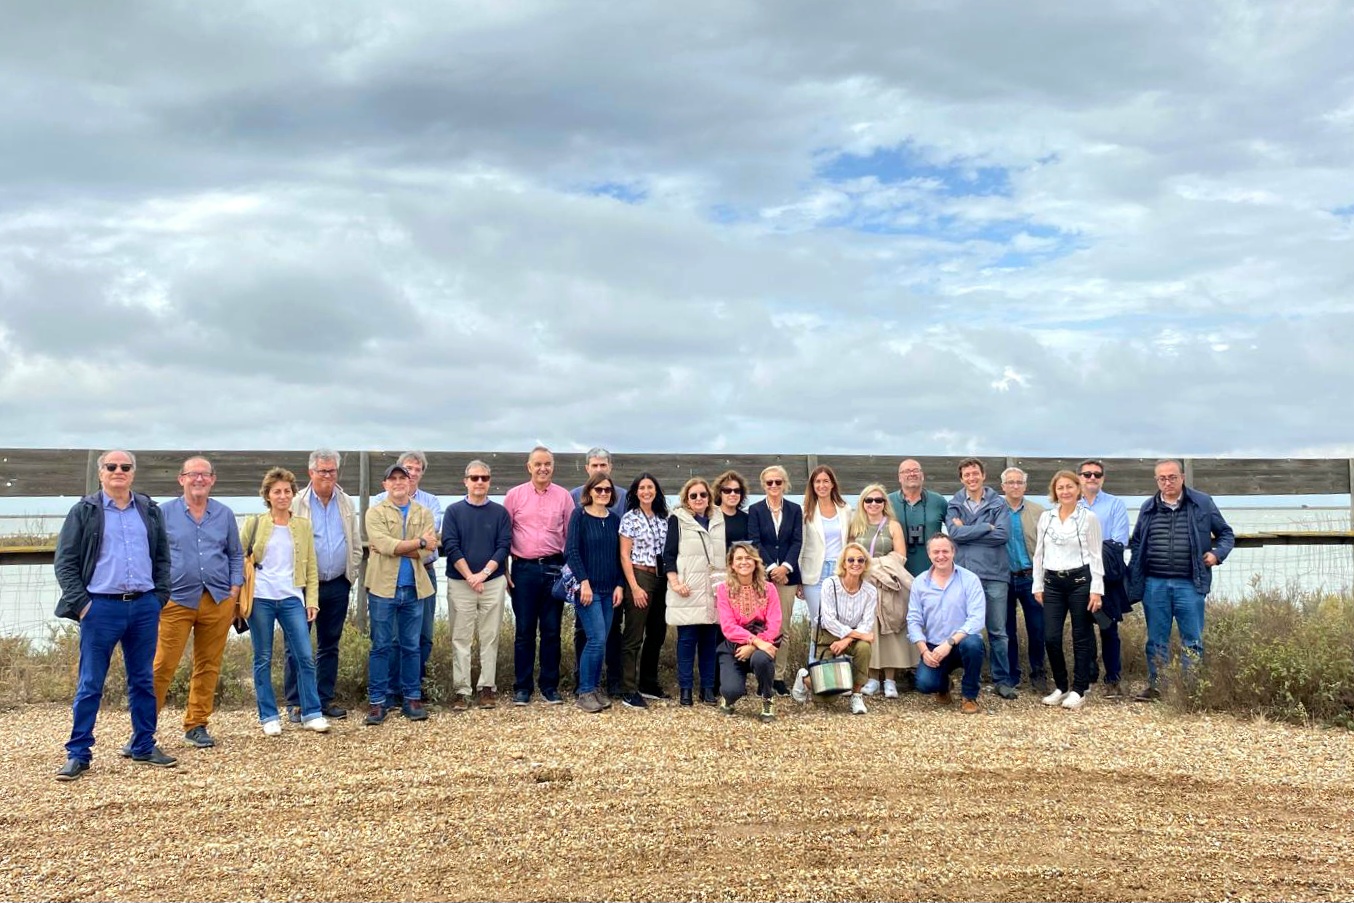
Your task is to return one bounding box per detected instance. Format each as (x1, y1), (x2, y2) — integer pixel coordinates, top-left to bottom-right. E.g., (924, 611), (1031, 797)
(50, 447), (1235, 782)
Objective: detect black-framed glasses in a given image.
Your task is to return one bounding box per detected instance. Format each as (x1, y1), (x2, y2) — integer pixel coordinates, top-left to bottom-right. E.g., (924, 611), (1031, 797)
(180, 471), (215, 480)
(720, 486), (743, 495)
(1079, 471), (1103, 479)
(763, 479), (784, 487)
(103, 463), (133, 473)
(1156, 474), (1181, 483)
(312, 468), (338, 477)
(466, 475), (491, 483)
(862, 497), (886, 505)
(593, 486), (614, 495)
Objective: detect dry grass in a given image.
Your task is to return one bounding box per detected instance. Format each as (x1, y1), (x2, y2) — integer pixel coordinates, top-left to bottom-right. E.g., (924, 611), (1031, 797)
(6, 689), (1354, 902)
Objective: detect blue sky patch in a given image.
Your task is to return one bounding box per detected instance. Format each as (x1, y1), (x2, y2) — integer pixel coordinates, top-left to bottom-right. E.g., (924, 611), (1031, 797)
(818, 144), (1012, 198)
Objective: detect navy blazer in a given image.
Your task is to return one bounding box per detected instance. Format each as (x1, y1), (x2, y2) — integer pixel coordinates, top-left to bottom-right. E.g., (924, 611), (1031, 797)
(747, 499), (804, 585)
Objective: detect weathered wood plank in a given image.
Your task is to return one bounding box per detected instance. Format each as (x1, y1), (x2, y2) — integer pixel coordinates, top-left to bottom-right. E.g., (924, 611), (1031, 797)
(2, 449), (1351, 500)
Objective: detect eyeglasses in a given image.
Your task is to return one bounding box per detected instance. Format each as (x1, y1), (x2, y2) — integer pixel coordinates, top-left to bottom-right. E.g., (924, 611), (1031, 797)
(720, 486), (742, 495)
(312, 468), (338, 477)
(466, 475), (491, 483)
(763, 479), (783, 487)
(103, 463), (133, 473)
(862, 497), (886, 505)
(1155, 474), (1182, 483)
(899, 469), (922, 476)
(1002, 480), (1026, 486)
(593, 486), (614, 495)
(687, 491), (708, 499)
(1079, 471), (1103, 479)
(180, 471), (215, 480)
(844, 556), (867, 564)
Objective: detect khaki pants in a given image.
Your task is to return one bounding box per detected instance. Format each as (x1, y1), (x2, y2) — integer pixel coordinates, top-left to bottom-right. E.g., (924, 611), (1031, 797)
(152, 591), (234, 730)
(773, 582), (799, 680)
(448, 577), (507, 696)
(816, 627), (873, 690)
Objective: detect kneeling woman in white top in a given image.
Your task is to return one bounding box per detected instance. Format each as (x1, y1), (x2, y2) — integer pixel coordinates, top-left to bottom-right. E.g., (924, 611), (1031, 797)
(245, 467), (327, 735)
(1033, 470), (1105, 711)
(793, 541), (877, 714)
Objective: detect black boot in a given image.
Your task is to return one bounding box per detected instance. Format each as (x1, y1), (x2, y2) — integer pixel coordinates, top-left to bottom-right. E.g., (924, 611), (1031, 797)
(679, 688), (694, 707)
(700, 687), (718, 706)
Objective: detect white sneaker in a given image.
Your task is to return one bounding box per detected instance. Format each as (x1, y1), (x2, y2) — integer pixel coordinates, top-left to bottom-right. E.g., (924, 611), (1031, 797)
(261, 719), (282, 736)
(303, 716), (331, 733)
(861, 678), (881, 697)
(791, 668), (809, 704)
(1061, 691), (1086, 710)
(850, 693), (867, 715)
(883, 679), (899, 699)
(1042, 689), (1070, 706)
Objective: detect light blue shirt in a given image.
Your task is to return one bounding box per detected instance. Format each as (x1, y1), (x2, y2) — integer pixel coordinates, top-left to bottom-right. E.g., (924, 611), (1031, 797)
(88, 492), (155, 595)
(906, 565), (987, 646)
(396, 503), (416, 588)
(1005, 505), (1032, 571)
(162, 497), (243, 607)
(1080, 490), (1129, 545)
(309, 491), (349, 581)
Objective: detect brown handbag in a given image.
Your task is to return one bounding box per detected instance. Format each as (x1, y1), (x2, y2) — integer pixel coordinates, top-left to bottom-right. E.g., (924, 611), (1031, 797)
(236, 516), (260, 624)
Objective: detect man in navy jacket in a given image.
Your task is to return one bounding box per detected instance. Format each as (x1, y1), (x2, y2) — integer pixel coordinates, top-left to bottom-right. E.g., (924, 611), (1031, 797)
(1127, 459), (1235, 700)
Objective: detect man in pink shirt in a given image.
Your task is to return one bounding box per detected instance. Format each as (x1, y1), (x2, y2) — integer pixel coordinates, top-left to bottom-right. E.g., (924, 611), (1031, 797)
(502, 446), (575, 706)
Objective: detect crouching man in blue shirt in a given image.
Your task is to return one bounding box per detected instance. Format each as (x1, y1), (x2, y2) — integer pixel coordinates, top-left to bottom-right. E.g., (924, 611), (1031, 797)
(907, 534), (987, 715)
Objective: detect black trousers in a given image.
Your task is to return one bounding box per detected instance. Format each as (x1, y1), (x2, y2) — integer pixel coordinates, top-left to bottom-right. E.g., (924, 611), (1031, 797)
(716, 640), (776, 703)
(1042, 565), (1095, 695)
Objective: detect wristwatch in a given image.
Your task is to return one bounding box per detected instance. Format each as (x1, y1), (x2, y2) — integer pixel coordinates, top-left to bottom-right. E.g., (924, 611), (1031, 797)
(418, 538), (427, 550)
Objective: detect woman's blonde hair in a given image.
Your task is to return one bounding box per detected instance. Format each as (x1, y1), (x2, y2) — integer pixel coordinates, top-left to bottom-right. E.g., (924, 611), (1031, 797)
(759, 464), (790, 492)
(849, 483), (898, 540)
(677, 477), (713, 514)
(833, 541), (872, 581)
(259, 467), (297, 507)
(725, 541), (768, 595)
(1047, 469), (1083, 503)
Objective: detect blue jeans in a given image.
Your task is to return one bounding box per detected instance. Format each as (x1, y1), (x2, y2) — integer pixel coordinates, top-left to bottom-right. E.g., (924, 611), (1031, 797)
(574, 591), (617, 695)
(1006, 572), (1045, 685)
(249, 596), (321, 723)
(388, 567), (436, 702)
(676, 624), (719, 691)
(981, 578), (1012, 687)
(914, 634), (986, 701)
(1142, 577), (1205, 684)
(510, 559), (565, 696)
(368, 586), (424, 705)
(67, 592), (161, 763)
(800, 559), (836, 661)
(284, 575), (350, 708)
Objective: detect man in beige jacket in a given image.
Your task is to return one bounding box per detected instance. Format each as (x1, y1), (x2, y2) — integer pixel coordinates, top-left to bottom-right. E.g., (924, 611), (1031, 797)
(364, 463), (439, 725)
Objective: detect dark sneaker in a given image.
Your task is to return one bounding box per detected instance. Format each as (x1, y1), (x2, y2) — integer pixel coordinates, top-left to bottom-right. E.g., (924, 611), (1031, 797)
(679, 688), (693, 707)
(1032, 675), (1050, 695)
(772, 680), (791, 697)
(512, 690), (531, 706)
(132, 745), (178, 768)
(621, 692), (648, 709)
(56, 758), (89, 782)
(700, 687), (718, 706)
(760, 699), (776, 723)
(477, 688), (497, 709)
(183, 726), (215, 748)
(1135, 685), (1161, 702)
(402, 699), (428, 721)
(321, 704), (348, 719)
(541, 689), (563, 705)
(364, 704), (387, 725)
(1103, 681), (1124, 698)
(286, 706), (302, 724)
(996, 684), (1018, 700)
(116, 742), (133, 759)
(450, 694), (471, 712)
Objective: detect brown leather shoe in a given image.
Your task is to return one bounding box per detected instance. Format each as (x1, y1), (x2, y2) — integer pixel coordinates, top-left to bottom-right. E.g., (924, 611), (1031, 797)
(477, 688), (497, 709)
(936, 691), (953, 706)
(450, 694), (471, 712)
(960, 698), (980, 715)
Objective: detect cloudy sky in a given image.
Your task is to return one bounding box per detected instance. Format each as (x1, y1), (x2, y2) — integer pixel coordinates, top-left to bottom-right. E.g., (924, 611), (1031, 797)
(2, 1), (1352, 457)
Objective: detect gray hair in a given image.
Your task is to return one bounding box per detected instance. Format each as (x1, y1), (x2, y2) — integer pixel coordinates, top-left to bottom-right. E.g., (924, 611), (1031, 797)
(97, 449), (136, 469)
(465, 459), (491, 476)
(1154, 458), (1184, 473)
(585, 447), (612, 463)
(309, 449), (341, 469)
(528, 445), (553, 462)
(1000, 467), (1027, 483)
(399, 450), (428, 469)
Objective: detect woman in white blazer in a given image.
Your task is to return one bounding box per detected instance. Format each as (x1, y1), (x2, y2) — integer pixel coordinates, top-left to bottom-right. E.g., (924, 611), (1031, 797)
(798, 465), (852, 663)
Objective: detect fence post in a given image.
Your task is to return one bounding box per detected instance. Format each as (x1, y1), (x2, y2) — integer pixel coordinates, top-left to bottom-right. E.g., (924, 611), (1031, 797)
(1183, 457), (1195, 489)
(356, 450), (370, 632)
(84, 450), (99, 495)
(806, 454), (818, 485)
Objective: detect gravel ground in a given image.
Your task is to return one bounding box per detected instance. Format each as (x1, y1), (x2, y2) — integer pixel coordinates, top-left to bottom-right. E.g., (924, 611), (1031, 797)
(5, 689), (1353, 902)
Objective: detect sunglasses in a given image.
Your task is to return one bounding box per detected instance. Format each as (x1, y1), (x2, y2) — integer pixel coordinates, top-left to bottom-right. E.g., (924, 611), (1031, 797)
(466, 475), (491, 483)
(593, 486), (614, 495)
(720, 486), (742, 495)
(764, 479), (784, 487)
(688, 491), (708, 499)
(862, 497), (886, 505)
(103, 463), (133, 473)
(1079, 471), (1103, 479)
(844, 556), (867, 564)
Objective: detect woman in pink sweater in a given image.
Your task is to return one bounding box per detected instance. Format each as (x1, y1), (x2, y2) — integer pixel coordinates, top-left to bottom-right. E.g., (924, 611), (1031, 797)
(715, 542), (783, 722)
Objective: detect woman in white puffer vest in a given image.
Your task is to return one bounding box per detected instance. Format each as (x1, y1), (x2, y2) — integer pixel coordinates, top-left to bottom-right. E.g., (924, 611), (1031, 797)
(663, 477), (726, 707)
